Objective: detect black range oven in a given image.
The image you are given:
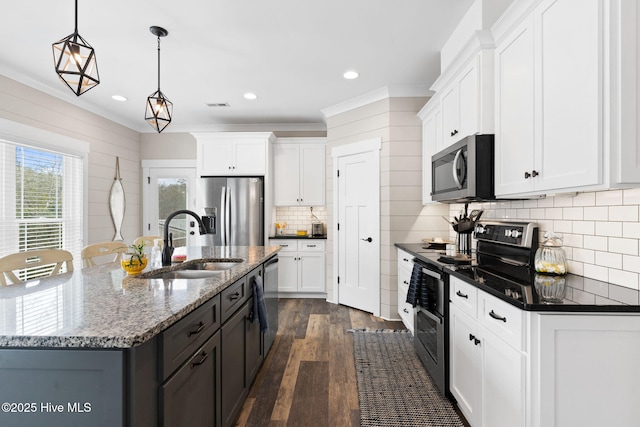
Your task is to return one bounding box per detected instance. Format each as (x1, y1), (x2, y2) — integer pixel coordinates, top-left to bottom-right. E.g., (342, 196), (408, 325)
(412, 259), (448, 396)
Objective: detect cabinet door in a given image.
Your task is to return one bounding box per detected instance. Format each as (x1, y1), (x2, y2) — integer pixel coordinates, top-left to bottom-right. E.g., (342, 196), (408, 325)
(534, 0), (601, 192)
(277, 252), (299, 292)
(479, 327), (525, 427)
(299, 252), (325, 293)
(273, 144), (300, 205)
(494, 15), (536, 196)
(221, 304), (248, 427)
(299, 144), (325, 206)
(160, 331), (221, 427)
(200, 140), (235, 175)
(422, 110), (437, 204)
(233, 140), (266, 175)
(441, 84), (460, 147)
(449, 304), (479, 426)
(458, 59), (479, 139)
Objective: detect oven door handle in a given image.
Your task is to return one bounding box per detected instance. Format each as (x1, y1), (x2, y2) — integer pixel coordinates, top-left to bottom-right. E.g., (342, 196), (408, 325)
(420, 267), (442, 281)
(419, 307), (443, 325)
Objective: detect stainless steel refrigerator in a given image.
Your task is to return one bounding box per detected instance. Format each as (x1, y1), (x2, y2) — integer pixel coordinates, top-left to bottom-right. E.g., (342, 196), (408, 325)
(200, 177), (264, 246)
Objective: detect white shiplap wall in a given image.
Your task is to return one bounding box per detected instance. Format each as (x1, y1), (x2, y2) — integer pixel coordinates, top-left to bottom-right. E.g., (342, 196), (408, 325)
(326, 97), (450, 319)
(0, 75), (142, 250)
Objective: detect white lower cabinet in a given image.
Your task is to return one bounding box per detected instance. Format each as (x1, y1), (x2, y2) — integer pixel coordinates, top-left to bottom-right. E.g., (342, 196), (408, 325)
(530, 313), (640, 427)
(449, 276), (526, 427)
(269, 239), (325, 297)
(397, 249), (415, 333)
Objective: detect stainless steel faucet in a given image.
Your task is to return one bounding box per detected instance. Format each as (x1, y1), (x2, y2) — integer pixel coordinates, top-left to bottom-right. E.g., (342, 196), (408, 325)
(162, 210), (209, 266)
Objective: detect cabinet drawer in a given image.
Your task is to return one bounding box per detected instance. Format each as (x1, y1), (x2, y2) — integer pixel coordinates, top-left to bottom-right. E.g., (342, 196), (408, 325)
(450, 276), (478, 318)
(269, 239), (297, 252)
(221, 277), (249, 323)
(300, 241), (325, 251)
(397, 249), (413, 271)
(478, 292), (525, 351)
(159, 294), (221, 380)
(398, 280), (414, 333)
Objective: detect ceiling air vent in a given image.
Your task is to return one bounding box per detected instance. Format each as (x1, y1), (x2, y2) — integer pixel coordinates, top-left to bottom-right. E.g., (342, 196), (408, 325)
(206, 102), (230, 107)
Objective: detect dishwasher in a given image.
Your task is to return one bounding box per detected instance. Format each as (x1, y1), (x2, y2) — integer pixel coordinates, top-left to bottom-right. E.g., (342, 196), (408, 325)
(263, 256), (279, 355)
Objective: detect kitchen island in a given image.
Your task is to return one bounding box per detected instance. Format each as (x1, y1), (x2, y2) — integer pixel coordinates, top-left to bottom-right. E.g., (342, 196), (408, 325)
(0, 245), (279, 427)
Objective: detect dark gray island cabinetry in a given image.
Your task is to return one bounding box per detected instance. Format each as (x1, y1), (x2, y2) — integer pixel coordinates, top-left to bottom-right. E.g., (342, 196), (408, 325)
(0, 246), (279, 427)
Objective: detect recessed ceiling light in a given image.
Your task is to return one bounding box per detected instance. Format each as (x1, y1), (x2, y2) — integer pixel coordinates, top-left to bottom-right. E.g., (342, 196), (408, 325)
(112, 95), (127, 102)
(343, 70), (359, 80)
(243, 92), (258, 100)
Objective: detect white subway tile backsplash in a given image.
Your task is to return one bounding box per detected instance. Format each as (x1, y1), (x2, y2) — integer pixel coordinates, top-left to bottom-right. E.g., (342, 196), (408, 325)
(596, 190), (623, 206)
(584, 206), (608, 221)
(554, 195), (575, 207)
(573, 248), (595, 264)
(608, 269), (639, 290)
(623, 188), (640, 205)
(623, 222), (640, 239)
(562, 207), (583, 220)
(583, 264), (608, 281)
(554, 220), (572, 233)
(584, 235), (607, 251)
(545, 207), (564, 220)
(573, 221), (595, 235)
(609, 206), (639, 222)
(562, 233), (582, 248)
(623, 255), (640, 273)
(537, 197), (554, 208)
(595, 251), (622, 269)
(595, 221), (623, 237)
(608, 238), (639, 256)
(572, 192), (596, 206)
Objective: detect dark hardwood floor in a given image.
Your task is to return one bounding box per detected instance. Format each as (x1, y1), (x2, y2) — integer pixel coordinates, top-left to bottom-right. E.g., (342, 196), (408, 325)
(233, 298), (468, 427)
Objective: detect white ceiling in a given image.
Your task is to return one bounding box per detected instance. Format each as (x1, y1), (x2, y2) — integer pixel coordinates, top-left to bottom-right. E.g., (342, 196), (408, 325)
(0, 0), (473, 133)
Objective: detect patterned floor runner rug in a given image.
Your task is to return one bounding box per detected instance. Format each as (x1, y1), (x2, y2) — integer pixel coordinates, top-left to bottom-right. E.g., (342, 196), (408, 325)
(350, 328), (465, 427)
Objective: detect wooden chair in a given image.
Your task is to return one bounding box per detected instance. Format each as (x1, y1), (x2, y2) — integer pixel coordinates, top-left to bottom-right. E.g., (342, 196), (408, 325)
(81, 241), (129, 268)
(0, 249), (74, 286)
(133, 235), (163, 248)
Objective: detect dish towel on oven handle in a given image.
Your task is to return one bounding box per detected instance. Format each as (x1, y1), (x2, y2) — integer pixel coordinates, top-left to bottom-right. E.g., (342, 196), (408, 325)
(406, 263), (421, 307)
(406, 263), (431, 309)
(252, 275), (269, 332)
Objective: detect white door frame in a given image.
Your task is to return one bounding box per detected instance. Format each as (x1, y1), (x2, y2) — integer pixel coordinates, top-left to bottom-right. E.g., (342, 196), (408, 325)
(331, 138), (381, 316)
(141, 159), (197, 238)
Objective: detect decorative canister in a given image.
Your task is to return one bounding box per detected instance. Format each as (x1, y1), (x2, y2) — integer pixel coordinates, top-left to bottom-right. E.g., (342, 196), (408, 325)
(534, 231), (568, 275)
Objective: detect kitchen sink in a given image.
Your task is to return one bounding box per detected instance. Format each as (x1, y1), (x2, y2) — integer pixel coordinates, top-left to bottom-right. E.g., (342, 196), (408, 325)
(142, 259), (243, 280)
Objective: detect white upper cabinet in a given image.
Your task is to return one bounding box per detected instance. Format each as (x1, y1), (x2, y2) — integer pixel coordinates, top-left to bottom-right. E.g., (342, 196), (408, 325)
(494, 14), (536, 195)
(193, 132), (274, 176)
(273, 138), (326, 206)
(418, 99), (441, 205)
(493, 0), (639, 197)
(432, 48), (495, 149)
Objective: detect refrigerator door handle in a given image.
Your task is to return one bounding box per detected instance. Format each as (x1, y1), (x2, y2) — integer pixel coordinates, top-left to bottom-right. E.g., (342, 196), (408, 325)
(220, 186), (226, 245)
(225, 186), (231, 246)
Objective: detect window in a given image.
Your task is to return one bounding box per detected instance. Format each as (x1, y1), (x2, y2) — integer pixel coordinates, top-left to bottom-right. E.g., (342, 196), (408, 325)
(0, 140), (84, 279)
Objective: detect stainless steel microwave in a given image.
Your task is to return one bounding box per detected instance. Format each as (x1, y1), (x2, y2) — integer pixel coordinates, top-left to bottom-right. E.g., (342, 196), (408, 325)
(431, 134), (495, 203)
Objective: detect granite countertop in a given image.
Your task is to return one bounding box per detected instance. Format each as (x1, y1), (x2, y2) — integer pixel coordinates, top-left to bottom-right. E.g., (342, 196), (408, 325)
(396, 242), (640, 313)
(0, 246), (280, 349)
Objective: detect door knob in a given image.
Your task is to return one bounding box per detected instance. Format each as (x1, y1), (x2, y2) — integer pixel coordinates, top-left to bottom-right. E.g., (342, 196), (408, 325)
(361, 237), (373, 243)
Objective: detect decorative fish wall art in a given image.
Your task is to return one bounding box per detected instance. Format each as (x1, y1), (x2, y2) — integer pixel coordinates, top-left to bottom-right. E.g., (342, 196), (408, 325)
(109, 157), (126, 241)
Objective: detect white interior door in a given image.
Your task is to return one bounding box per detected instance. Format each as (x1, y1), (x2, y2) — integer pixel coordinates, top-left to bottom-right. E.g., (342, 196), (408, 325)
(143, 166), (197, 248)
(335, 142), (380, 315)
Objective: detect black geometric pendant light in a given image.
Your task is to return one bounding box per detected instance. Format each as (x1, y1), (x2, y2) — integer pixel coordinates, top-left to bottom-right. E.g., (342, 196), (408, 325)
(145, 26), (173, 133)
(52, 0), (100, 96)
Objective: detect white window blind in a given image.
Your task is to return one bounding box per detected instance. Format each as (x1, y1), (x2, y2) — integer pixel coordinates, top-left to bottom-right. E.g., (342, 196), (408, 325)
(0, 140), (84, 280)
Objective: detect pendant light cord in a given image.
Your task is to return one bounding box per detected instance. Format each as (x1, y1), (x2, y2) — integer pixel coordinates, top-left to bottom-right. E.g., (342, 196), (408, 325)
(157, 36), (161, 92)
(74, 0), (78, 33)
